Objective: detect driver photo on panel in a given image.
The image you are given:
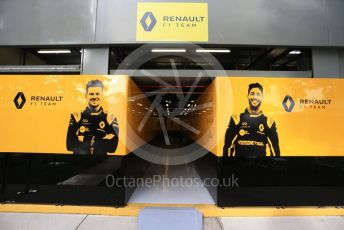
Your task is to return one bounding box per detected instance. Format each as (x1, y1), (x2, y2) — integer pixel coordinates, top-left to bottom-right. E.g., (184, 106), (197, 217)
(223, 83), (280, 157)
(67, 80), (119, 155)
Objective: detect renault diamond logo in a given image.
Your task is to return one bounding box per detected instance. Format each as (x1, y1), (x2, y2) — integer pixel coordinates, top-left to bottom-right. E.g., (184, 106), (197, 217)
(282, 95), (295, 112)
(14, 92), (26, 109)
(140, 12), (157, 32)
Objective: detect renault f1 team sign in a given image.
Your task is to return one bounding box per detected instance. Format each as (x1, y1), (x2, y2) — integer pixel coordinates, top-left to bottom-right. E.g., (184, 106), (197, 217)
(0, 75), (128, 156)
(136, 2), (208, 42)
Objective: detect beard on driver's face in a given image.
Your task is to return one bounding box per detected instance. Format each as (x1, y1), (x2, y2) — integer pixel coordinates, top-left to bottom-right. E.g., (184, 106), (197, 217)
(249, 98), (261, 110)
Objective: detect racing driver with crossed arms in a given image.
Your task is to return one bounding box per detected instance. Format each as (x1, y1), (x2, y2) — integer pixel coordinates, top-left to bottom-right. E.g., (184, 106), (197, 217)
(67, 80), (119, 155)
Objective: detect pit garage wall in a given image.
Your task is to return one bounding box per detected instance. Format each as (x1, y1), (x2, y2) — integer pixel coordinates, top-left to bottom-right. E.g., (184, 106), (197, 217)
(0, 75), (157, 156)
(186, 78), (218, 155)
(126, 78), (160, 153)
(216, 76), (344, 206)
(192, 76), (344, 157)
(0, 75), (129, 155)
(186, 77), (232, 156)
(1, 0), (344, 47)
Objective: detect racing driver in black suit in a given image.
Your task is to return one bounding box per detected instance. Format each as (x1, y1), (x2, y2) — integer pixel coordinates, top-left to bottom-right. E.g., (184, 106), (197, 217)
(223, 83), (280, 157)
(67, 80), (119, 155)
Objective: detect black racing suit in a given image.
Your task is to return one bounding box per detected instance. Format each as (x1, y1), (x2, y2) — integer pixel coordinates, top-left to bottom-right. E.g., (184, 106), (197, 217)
(223, 109), (280, 157)
(66, 107), (119, 155)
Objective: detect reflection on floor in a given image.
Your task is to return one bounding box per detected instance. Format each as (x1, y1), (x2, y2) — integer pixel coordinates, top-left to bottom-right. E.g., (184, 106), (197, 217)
(128, 163), (215, 204)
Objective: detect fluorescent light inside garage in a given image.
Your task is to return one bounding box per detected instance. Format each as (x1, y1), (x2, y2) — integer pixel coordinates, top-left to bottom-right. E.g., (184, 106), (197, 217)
(151, 48), (186, 53)
(196, 49), (231, 53)
(289, 50), (302, 55)
(37, 49), (71, 54)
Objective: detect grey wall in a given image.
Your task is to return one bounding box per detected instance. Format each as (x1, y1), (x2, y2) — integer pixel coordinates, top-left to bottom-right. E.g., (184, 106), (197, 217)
(312, 48), (341, 78)
(327, 0), (344, 46)
(81, 48), (109, 74)
(0, 0), (344, 46)
(339, 49), (344, 78)
(0, 0), (97, 45)
(96, 0), (329, 46)
(207, 0), (328, 46)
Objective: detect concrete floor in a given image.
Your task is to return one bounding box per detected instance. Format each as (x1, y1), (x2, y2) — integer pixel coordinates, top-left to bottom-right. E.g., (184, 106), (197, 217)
(128, 164), (215, 204)
(1, 213), (343, 230)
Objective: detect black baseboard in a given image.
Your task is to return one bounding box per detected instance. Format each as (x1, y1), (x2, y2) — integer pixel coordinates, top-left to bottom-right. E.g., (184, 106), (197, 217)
(193, 153), (218, 203)
(0, 154), (128, 206)
(218, 157), (344, 206)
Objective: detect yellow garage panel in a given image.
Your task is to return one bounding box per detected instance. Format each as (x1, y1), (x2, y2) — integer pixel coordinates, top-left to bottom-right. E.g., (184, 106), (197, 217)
(215, 77), (344, 157)
(0, 75), (128, 155)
